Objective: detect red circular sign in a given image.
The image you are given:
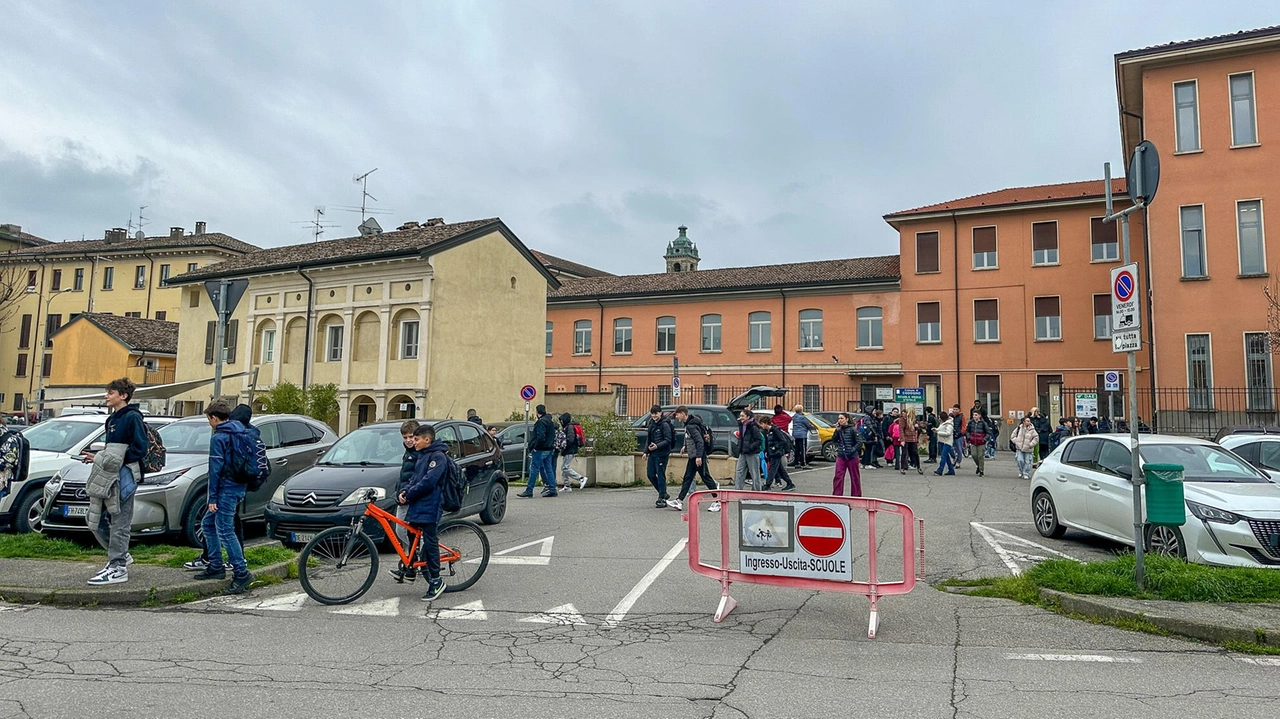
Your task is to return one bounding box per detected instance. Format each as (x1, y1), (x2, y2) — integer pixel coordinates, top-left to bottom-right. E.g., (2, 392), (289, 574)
(1114, 271), (1135, 302)
(796, 507), (846, 557)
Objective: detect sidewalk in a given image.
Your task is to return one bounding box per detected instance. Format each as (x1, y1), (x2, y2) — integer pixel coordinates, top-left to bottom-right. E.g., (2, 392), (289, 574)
(1042, 588), (1280, 647)
(0, 557), (294, 606)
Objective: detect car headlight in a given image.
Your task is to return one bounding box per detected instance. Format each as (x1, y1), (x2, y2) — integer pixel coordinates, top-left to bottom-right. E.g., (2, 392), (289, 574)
(338, 487), (387, 506)
(271, 484), (287, 505)
(137, 468), (190, 489)
(1185, 500), (1242, 524)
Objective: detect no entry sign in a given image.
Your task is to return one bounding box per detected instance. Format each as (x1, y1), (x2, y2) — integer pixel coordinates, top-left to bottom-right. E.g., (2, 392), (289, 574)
(796, 507), (845, 557)
(739, 500), (852, 581)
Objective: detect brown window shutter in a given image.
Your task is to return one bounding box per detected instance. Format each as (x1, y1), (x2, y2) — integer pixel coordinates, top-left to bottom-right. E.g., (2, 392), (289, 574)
(1091, 217), (1116, 245)
(973, 299), (998, 321)
(1034, 296), (1060, 318)
(205, 321), (215, 364)
(41, 354), (52, 378)
(915, 232), (939, 273)
(19, 314), (31, 349)
(15, 354), (27, 377)
(1093, 294), (1110, 316)
(1037, 374), (1063, 397)
(225, 320), (239, 364)
(972, 227), (997, 254)
(1032, 222), (1057, 250)
(976, 375), (1000, 394)
(917, 302), (941, 324)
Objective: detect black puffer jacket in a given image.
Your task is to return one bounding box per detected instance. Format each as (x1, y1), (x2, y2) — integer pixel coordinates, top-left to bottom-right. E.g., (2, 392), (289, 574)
(645, 414), (675, 455)
(833, 424), (864, 459)
(398, 447), (421, 494)
(683, 414), (709, 459)
(735, 420), (763, 456)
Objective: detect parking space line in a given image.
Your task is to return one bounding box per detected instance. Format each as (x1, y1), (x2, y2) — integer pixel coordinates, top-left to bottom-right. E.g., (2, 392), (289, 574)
(973, 523), (1023, 575)
(1005, 653), (1142, 663)
(1235, 656), (1280, 666)
(604, 538), (688, 627)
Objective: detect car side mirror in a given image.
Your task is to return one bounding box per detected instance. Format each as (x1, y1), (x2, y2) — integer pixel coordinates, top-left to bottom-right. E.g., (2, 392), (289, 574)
(495, 437), (505, 447)
(89, 442), (105, 452)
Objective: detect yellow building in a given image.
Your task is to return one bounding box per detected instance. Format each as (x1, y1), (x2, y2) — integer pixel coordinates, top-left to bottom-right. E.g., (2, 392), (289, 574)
(165, 218), (558, 433)
(0, 223), (257, 416)
(45, 313), (178, 410)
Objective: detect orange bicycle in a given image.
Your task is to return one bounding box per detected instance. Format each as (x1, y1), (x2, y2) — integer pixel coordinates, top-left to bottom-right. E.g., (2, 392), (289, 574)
(297, 489), (490, 605)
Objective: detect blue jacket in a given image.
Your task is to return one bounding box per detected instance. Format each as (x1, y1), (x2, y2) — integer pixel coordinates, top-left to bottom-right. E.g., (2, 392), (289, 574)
(208, 419), (248, 496)
(404, 440), (450, 524)
(397, 446), (421, 493)
(791, 412), (813, 438)
(104, 404), (148, 467)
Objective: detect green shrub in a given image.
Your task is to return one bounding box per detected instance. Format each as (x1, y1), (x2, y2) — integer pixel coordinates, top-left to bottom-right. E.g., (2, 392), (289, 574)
(581, 412), (636, 456)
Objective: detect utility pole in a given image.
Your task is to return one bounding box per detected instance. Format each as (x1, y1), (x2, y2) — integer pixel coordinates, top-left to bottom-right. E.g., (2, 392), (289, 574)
(212, 277), (228, 399)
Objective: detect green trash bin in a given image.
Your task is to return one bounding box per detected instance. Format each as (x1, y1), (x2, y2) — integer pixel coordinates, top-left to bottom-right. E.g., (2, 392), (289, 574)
(1144, 463), (1186, 526)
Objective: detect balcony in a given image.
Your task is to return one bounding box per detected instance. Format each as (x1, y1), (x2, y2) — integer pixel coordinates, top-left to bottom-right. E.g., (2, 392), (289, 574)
(124, 365), (175, 386)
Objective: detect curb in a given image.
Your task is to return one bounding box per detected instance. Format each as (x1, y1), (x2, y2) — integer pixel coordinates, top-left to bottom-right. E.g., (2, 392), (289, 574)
(0, 559), (295, 608)
(1040, 588), (1280, 647)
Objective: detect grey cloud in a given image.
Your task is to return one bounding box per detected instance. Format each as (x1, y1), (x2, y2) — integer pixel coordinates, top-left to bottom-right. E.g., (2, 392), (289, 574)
(622, 189), (721, 225)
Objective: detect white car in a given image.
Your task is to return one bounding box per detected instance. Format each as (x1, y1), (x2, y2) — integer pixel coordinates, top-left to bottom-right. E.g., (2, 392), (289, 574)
(1, 414), (175, 533)
(1031, 433), (1280, 568)
(1219, 433), (1280, 474)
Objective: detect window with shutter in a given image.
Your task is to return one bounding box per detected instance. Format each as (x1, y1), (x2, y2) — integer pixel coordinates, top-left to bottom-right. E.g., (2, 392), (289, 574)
(1093, 294), (1111, 338)
(225, 319), (239, 363)
(15, 354), (27, 377)
(973, 299), (999, 341)
(916, 302), (941, 343)
(19, 315), (31, 349)
(972, 227), (997, 269)
(205, 321), (216, 364)
(915, 232), (940, 273)
(1034, 297), (1061, 341)
(1032, 222), (1058, 265)
(1091, 217), (1119, 262)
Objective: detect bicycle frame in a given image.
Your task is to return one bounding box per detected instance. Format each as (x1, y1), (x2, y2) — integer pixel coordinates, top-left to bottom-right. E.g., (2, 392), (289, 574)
(347, 501), (462, 569)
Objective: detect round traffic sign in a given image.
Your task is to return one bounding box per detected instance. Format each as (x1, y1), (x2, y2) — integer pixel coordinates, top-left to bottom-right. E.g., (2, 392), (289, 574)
(520, 385), (537, 401)
(796, 506), (846, 558)
(672, 377), (681, 389)
(1113, 271), (1135, 302)
(1105, 371), (1119, 384)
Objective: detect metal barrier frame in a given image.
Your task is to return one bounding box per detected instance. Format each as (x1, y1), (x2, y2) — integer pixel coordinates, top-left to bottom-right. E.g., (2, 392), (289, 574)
(685, 489), (924, 638)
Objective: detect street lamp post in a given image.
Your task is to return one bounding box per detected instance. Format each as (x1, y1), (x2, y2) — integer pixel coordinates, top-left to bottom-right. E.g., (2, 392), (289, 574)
(32, 287), (73, 420)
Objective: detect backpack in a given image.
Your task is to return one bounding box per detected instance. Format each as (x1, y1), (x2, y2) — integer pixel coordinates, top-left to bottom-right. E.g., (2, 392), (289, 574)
(140, 423), (166, 475)
(439, 454), (467, 513)
(857, 418), (875, 442)
(554, 427), (568, 451)
(0, 429), (30, 500)
(227, 430), (270, 491)
(573, 422), (585, 445)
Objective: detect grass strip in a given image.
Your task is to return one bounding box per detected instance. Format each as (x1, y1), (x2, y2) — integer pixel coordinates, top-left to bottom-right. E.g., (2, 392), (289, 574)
(0, 533), (293, 571)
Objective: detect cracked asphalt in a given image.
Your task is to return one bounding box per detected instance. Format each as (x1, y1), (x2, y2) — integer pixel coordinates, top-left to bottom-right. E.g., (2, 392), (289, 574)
(2, 458), (1278, 717)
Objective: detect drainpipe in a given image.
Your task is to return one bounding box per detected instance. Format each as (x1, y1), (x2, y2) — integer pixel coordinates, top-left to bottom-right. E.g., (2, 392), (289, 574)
(143, 252), (156, 319)
(297, 267), (316, 389)
(779, 289), (787, 388)
(28, 260), (47, 408)
(596, 299), (605, 392)
(951, 211), (961, 402)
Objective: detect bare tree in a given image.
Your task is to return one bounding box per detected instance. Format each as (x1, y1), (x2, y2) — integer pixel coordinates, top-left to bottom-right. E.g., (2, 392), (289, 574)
(1265, 278), (1280, 355)
(0, 260), (32, 334)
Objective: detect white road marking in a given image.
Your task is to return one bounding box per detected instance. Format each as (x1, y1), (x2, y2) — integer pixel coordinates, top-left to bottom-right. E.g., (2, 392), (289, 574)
(519, 603), (588, 626)
(604, 538), (688, 627)
(1235, 656), (1280, 666)
(978, 524), (1077, 560)
(432, 599), (488, 621)
(331, 597), (400, 616)
(0, 603), (32, 612)
(486, 536), (555, 566)
(1005, 653), (1142, 663)
(230, 592), (310, 612)
(972, 523), (1023, 575)
(972, 522), (1079, 575)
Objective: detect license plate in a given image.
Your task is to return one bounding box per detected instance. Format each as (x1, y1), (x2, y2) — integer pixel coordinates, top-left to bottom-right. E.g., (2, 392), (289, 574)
(289, 532), (316, 544)
(62, 505), (88, 518)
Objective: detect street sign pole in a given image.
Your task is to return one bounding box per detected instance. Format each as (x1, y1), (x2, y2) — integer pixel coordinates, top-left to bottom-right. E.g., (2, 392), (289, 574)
(523, 400), (531, 480)
(212, 277), (228, 399)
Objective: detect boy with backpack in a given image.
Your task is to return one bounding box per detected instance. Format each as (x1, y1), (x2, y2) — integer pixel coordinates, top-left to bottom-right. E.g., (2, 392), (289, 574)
(84, 378), (153, 586)
(193, 400), (255, 593)
(671, 406), (720, 512)
(761, 415), (796, 491)
(557, 413), (589, 491)
(183, 404), (263, 573)
(400, 424), (452, 601)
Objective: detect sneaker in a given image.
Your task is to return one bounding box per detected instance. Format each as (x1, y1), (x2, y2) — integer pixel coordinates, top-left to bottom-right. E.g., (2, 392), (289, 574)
(782, 484), (796, 491)
(388, 566), (413, 583)
(707, 501), (722, 513)
(227, 573), (252, 595)
(541, 489), (558, 497)
(579, 476), (588, 490)
(193, 567), (227, 581)
(667, 499), (683, 511)
(654, 498), (668, 509)
(87, 566), (128, 586)
(516, 492), (533, 498)
(182, 558), (208, 572)
(421, 578), (446, 602)
(125, 553), (135, 567)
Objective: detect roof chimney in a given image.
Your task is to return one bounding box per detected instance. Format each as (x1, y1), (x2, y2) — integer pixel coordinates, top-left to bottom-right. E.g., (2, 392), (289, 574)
(425, 218), (445, 227)
(397, 221), (420, 231)
(0, 224), (20, 236)
(169, 227), (184, 241)
(105, 227), (127, 243)
(194, 221), (206, 235)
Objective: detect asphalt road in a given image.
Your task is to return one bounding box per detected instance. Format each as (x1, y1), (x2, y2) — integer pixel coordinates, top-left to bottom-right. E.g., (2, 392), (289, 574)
(3, 456), (1278, 718)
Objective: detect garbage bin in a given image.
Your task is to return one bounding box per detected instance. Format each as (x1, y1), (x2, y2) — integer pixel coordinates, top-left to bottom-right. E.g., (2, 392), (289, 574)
(1144, 463), (1186, 526)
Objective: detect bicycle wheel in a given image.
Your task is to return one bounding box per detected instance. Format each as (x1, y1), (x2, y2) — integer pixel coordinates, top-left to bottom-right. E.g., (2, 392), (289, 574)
(297, 526), (379, 605)
(438, 519), (489, 592)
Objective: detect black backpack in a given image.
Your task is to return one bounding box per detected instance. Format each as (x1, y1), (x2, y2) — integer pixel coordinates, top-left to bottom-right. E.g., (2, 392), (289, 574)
(140, 423), (166, 474)
(439, 454), (467, 513)
(0, 429), (30, 500)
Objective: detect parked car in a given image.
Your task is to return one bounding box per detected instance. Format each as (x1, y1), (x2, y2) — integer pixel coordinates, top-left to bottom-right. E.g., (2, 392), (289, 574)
(1031, 433), (1280, 567)
(265, 419), (508, 548)
(1219, 433), (1280, 473)
(1215, 426), (1280, 443)
(3, 415), (177, 534)
(492, 422), (530, 478)
(41, 414), (337, 546)
(58, 406), (110, 417)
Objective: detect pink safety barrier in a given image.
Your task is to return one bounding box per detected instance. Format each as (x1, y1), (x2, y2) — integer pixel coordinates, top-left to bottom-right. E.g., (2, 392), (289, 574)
(685, 489), (925, 638)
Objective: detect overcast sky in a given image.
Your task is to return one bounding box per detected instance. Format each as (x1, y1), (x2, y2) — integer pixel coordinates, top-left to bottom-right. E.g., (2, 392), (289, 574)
(1, 1), (1274, 274)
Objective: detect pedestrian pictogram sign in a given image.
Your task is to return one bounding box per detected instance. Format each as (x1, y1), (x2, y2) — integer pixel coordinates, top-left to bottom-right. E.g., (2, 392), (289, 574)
(520, 385), (537, 401)
(1110, 263), (1140, 333)
(739, 500), (852, 581)
(796, 506), (845, 557)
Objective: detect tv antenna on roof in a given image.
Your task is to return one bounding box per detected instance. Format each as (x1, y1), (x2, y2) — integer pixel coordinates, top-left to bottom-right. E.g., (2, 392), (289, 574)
(291, 205), (340, 243)
(126, 205), (148, 237)
(354, 168), (378, 220)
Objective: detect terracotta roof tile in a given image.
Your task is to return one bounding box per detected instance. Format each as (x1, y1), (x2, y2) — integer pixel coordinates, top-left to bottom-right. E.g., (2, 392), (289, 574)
(1117, 25), (1280, 60)
(531, 250), (614, 278)
(549, 255), (900, 300)
(885, 179), (1127, 219)
(57, 313), (180, 355)
(3, 231), (257, 257)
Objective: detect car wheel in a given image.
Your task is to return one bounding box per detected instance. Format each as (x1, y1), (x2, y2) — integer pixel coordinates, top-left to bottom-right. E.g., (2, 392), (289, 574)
(480, 479), (507, 525)
(1032, 490), (1065, 538)
(1145, 524), (1187, 559)
(822, 441), (837, 462)
(13, 489), (46, 534)
(182, 498), (208, 548)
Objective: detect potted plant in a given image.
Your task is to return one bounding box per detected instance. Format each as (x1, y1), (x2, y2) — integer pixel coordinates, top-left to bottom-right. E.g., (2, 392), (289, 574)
(579, 413), (637, 487)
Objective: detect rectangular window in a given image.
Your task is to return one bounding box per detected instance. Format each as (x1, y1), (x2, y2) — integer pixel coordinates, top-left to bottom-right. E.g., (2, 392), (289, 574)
(856, 306), (883, 348)
(1093, 294), (1112, 339)
(12, 393), (22, 412)
(25, 270), (36, 292)
(916, 302), (941, 343)
(1230, 72), (1257, 146)
(972, 227), (997, 269)
(799, 309), (823, 349)
(44, 314), (62, 348)
(702, 385), (718, 404)
(657, 385), (672, 405)
(545, 322), (553, 356)
(160, 264), (171, 283)
(749, 311), (771, 351)
(41, 354), (51, 378)
(189, 289), (200, 308)
(700, 314), (722, 352)
(326, 325), (344, 362)
(262, 328), (277, 363)
(124, 311), (141, 318)
(399, 320), (419, 360)
(15, 354), (27, 377)
(1174, 80), (1200, 152)
(134, 265), (146, 289)
(916, 231), (940, 273)
(73, 268), (84, 291)
(187, 262), (198, 273)
(613, 318), (632, 354)
(1187, 334), (1213, 410)
(614, 385), (628, 416)
(154, 311), (167, 321)
(1090, 217), (1119, 262)
(1032, 221), (1059, 265)
(102, 266), (114, 290)
(573, 319), (592, 355)
(1181, 205), (1207, 278)
(1034, 296), (1061, 341)
(205, 320), (240, 363)
(973, 299), (999, 342)
(656, 316), (676, 353)
(803, 384), (821, 410)
(18, 314), (31, 349)
(51, 269), (62, 291)
(1246, 332), (1273, 411)
(976, 375), (1001, 419)
(1238, 200), (1265, 275)
(574, 385), (587, 394)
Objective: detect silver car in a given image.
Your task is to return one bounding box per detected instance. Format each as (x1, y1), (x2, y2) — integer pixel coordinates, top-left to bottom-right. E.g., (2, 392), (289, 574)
(41, 414), (337, 547)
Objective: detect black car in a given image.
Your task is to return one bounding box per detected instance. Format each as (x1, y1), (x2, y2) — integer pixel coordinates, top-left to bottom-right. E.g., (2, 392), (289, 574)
(492, 422), (530, 478)
(630, 386), (789, 456)
(265, 419), (508, 548)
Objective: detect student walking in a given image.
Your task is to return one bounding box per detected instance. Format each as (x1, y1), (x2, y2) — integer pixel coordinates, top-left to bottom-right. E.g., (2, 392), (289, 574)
(1011, 416), (1038, 480)
(671, 406), (720, 512)
(517, 405), (557, 498)
(924, 406), (939, 464)
(789, 405), (814, 468)
(933, 414), (956, 475)
(896, 408), (922, 475)
(831, 413), (864, 497)
(558, 413), (589, 490)
(400, 424), (450, 601)
(966, 411), (988, 477)
(761, 415), (795, 491)
(733, 409), (765, 491)
(84, 378), (149, 586)
(643, 405), (675, 508)
(192, 401), (254, 594)
(950, 405), (966, 467)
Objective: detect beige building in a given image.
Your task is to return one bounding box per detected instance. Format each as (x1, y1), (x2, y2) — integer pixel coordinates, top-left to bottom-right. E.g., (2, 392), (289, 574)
(0, 223), (257, 416)
(165, 218), (558, 433)
(45, 313), (179, 408)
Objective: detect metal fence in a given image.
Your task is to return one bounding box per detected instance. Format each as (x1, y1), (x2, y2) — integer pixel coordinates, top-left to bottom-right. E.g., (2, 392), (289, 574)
(1062, 386), (1279, 439)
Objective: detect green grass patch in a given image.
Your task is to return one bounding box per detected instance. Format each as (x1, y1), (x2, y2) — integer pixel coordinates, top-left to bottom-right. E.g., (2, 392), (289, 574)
(1025, 554), (1280, 603)
(1223, 640), (1280, 655)
(0, 534), (294, 571)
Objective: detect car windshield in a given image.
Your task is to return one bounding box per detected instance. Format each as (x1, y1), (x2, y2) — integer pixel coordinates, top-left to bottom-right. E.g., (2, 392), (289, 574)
(21, 420), (101, 453)
(807, 414), (833, 429)
(1139, 443), (1269, 483)
(159, 422), (213, 453)
(320, 425), (405, 466)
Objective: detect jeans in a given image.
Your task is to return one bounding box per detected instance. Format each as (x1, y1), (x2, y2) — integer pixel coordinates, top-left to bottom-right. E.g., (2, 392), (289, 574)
(88, 468), (135, 569)
(1016, 451), (1033, 478)
(678, 456), (718, 500)
(411, 521), (440, 580)
(928, 434), (938, 461)
(985, 436), (996, 459)
(525, 450), (556, 493)
(202, 483), (249, 577)
(394, 503), (410, 549)
(935, 443), (955, 474)
(790, 437), (808, 466)
(953, 437), (965, 465)
(734, 453), (765, 491)
(559, 453), (585, 485)
(646, 452), (671, 499)
(767, 454), (792, 488)
(202, 500), (244, 563)
(833, 456), (861, 496)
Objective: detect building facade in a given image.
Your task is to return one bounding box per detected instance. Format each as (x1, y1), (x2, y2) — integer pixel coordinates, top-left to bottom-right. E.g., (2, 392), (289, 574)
(45, 313), (178, 409)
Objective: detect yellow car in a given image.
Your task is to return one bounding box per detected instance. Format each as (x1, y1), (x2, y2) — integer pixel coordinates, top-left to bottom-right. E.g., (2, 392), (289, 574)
(800, 413), (837, 460)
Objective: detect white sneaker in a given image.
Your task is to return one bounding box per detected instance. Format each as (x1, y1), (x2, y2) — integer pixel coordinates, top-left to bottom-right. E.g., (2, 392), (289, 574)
(561, 484), (573, 492)
(666, 499), (683, 511)
(707, 501), (722, 513)
(579, 476), (589, 490)
(87, 566), (128, 586)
